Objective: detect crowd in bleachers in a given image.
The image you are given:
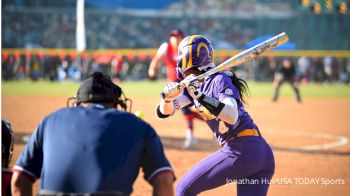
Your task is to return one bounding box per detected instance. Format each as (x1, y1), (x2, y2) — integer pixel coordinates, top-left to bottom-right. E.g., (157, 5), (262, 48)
(168, 0), (294, 17)
(3, 8), (349, 51)
(2, 11), (76, 49)
(2, 0), (294, 49)
(2, 9), (267, 50)
(2, 52), (350, 84)
(2, 2), (349, 84)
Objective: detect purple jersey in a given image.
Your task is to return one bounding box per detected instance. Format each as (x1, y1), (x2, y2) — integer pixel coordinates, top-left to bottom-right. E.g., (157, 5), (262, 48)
(183, 72), (260, 146)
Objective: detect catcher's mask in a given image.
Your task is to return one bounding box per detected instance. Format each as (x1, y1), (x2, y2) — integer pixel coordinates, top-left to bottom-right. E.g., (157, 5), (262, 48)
(2, 120), (14, 168)
(67, 72), (132, 112)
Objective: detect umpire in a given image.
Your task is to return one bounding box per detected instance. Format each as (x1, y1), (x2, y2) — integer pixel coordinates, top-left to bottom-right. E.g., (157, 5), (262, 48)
(11, 72), (175, 196)
(272, 58), (302, 102)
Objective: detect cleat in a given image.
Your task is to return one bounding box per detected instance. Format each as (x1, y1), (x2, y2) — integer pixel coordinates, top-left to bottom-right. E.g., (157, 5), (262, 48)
(183, 135), (197, 149)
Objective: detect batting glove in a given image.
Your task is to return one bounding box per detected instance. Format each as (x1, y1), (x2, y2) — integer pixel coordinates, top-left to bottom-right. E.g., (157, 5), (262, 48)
(161, 82), (181, 102)
(182, 74), (203, 100)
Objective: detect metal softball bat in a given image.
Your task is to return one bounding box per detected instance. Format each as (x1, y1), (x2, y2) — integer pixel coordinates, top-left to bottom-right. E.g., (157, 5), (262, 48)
(196, 32), (289, 81)
(161, 32), (289, 99)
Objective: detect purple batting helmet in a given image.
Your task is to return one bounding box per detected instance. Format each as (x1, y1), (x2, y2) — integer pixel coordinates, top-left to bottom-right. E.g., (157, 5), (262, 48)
(175, 35), (214, 80)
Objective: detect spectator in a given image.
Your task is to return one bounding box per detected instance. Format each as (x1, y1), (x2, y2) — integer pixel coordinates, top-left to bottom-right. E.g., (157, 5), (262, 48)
(339, 58), (350, 84)
(311, 57), (325, 82)
(297, 56), (311, 83)
(2, 54), (15, 81)
(28, 54), (43, 81)
(324, 56), (334, 83)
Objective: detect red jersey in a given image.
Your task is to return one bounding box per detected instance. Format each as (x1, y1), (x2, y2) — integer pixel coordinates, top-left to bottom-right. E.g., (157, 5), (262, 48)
(158, 42), (178, 82)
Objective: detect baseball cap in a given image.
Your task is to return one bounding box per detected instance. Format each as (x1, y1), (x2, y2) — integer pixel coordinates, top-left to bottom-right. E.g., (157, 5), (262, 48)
(76, 72), (121, 104)
(169, 29), (185, 38)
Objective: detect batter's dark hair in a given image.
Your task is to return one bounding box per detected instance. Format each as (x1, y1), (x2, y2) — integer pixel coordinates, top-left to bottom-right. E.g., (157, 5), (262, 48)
(185, 66), (250, 104)
(229, 72), (249, 104)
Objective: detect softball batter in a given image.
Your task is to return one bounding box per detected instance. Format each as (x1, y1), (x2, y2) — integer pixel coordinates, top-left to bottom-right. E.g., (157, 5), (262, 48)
(157, 35), (275, 195)
(149, 29), (201, 149)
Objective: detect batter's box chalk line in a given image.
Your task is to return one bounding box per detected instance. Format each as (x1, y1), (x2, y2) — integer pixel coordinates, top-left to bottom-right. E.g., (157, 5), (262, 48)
(15, 131), (350, 155)
(266, 129), (350, 155)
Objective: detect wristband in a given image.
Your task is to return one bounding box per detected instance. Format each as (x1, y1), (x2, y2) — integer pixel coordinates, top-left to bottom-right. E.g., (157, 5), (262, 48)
(173, 99), (181, 110)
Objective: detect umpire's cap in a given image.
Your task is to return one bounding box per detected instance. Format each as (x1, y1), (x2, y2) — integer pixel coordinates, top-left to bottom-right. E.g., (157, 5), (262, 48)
(74, 72), (134, 112)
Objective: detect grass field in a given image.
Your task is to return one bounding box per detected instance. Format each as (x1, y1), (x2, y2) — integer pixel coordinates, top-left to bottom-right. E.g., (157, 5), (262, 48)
(2, 80), (350, 99)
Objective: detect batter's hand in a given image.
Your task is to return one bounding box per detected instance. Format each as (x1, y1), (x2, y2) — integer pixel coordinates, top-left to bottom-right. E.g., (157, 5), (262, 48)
(182, 74), (203, 100)
(161, 82), (181, 102)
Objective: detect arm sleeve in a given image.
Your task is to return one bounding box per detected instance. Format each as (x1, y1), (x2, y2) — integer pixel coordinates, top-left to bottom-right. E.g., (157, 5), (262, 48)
(14, 120), (45, 181)
(140, 126), (174, 183)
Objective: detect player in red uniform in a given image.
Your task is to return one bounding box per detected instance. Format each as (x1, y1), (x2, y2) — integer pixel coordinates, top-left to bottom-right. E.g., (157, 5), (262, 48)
(148, 29), (183, 82)
(149, 29), (200, 149)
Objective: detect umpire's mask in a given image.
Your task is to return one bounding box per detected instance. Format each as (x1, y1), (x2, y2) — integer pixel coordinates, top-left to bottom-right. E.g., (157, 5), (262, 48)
(67, 72), (132, 112)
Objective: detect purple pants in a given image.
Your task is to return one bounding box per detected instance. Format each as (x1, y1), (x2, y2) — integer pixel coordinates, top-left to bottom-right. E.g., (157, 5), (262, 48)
(176, 137), (275, 196)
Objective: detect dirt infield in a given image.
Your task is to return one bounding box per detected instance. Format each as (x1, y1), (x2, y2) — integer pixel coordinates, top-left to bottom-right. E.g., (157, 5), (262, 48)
(2, 95), (350, 195)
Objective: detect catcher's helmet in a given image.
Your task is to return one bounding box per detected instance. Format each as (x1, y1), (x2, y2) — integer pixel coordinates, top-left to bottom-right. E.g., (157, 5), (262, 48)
(67, 72), (132, 111)
(2, 120), (14, 167)
(176, 35), (214, 80)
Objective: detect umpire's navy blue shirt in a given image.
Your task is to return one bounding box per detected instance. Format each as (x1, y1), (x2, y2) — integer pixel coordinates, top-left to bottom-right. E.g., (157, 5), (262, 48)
(15, 104), (173, 194)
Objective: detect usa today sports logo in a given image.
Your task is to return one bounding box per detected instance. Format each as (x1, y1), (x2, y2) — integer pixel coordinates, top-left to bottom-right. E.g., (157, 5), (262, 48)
(225, 178), (345, 186)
